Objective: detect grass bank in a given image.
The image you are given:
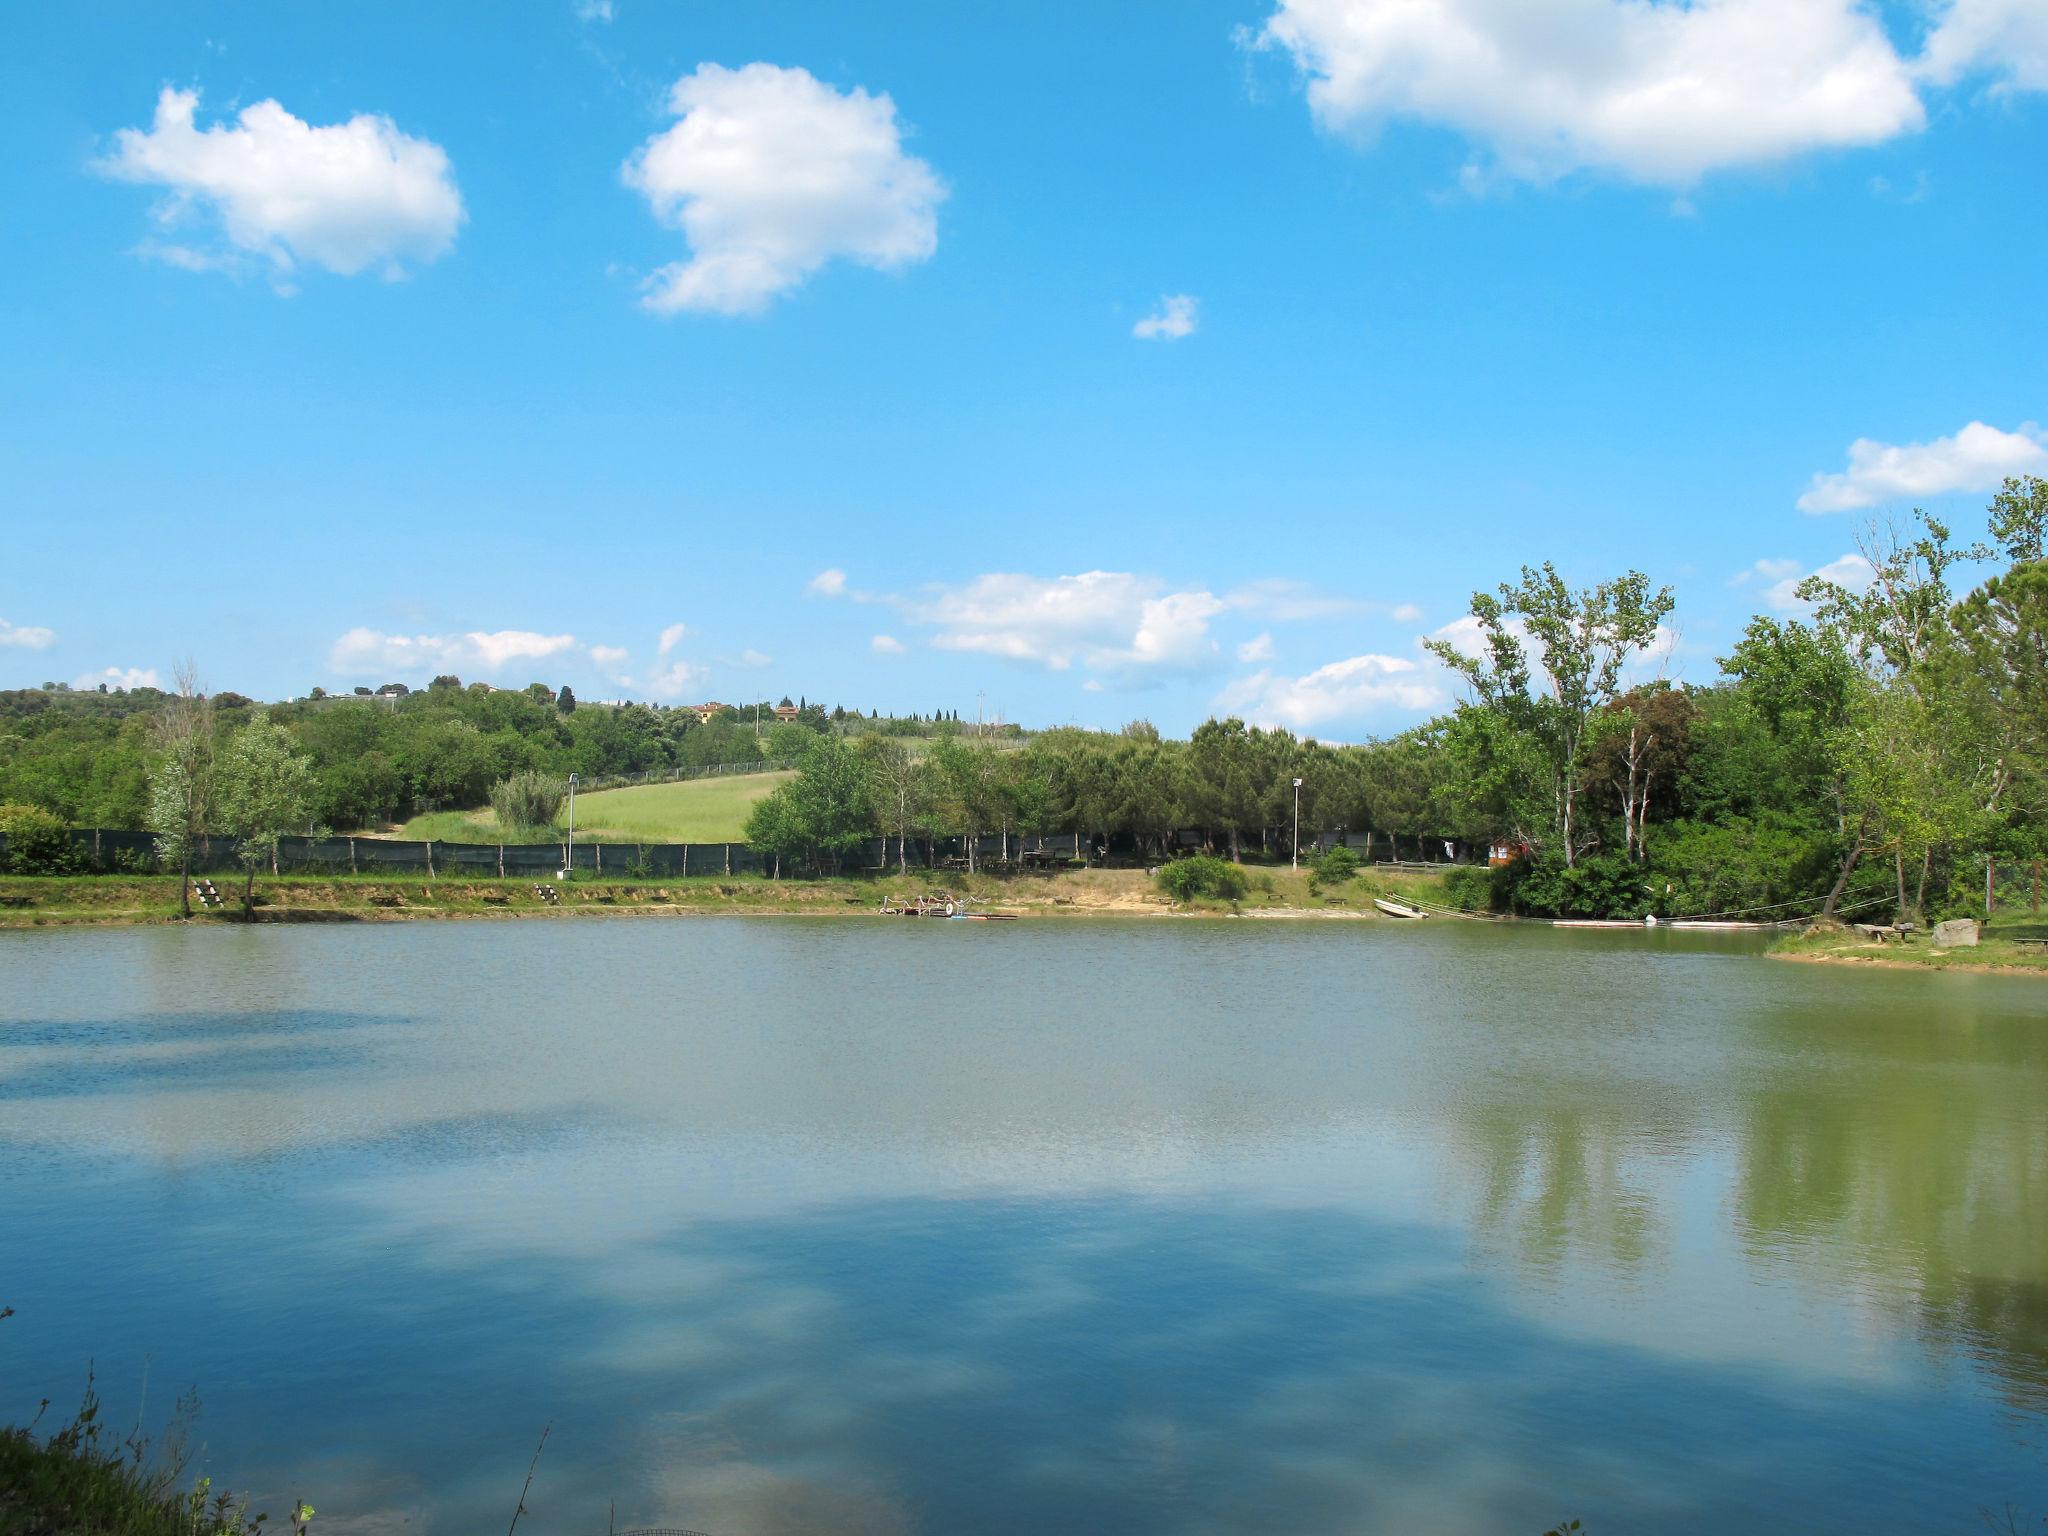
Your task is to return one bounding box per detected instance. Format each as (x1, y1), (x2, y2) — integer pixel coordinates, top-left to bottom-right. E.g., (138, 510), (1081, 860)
(1770, 919), (2048, 976)
(0, 866), (1457, 929)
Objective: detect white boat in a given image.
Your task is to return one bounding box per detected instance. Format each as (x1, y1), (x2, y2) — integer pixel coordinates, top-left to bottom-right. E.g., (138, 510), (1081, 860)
(1373, 897), (1428, 920)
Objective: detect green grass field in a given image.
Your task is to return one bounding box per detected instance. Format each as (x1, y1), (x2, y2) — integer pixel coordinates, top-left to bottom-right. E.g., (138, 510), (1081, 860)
(395, 771), (794, 845)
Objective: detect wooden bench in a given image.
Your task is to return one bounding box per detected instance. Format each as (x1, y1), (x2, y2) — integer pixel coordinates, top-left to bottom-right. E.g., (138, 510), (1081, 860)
(1854, 923), (1917, 944)
(2013, 937), (2048, 950)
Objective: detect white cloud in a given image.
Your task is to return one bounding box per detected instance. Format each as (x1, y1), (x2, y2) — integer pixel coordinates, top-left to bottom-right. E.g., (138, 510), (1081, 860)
(643, 660), (709, 699)
(1252, 0), (1926, 185)
(0, 618), (56, 650)
(1758, 552), (1878, 614)
(622, 63), (945, 315)
(1238, 632), (1276, 663)
(907, 571), (1227, 678)
(328, 628), (581, 678)
(1390, 602), (1424, 623)
(1133, 293), (1199, 340)
(808, 568), (849, 597)
(589, 644), (630, 671)
(1730, 557), (1804, 589)
(736, 648), (773, 667)
(658, 622), (688, 655)
(1216, 653), (1447, 729)
(74, 666), (160, 691)
(1797, 420), (2048, 512)
(1223, 578), (1366, 621)
(871, 634), (907, 655)
(1920, 0), (2048, 90)
(575, 0), (615, 21)
(98, 88), (463, 280)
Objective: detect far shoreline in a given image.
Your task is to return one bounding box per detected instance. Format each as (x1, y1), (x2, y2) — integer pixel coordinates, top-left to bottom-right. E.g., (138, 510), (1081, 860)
(4, 871), (2044, 978)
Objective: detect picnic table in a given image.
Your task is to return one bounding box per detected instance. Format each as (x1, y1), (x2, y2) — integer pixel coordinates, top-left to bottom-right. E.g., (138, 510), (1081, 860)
(1853, 922), (1916, 944)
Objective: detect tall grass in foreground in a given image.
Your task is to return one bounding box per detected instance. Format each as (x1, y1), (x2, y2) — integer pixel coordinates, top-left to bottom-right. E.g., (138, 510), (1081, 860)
(0, 1373), (311, 1536)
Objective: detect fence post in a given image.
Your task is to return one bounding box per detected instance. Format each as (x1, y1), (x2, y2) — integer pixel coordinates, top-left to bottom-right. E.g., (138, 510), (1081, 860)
(498, 844), (505, 879)
(596, 843), (603, 875)
(426, 841), (435, 879)
(724, 842), (732, 876)
(349, 837), (357, 875)
(682, 842), (689, 878)
(1986, 854), (1994, 918)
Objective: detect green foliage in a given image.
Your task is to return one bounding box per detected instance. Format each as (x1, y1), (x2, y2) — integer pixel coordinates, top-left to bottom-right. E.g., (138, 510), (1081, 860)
(1439, 864), (1501, 912)
(1156, 854), (1249, 904)
(488, 770), (567, 831)
(1494, 850), (1648, 919)
(1309, 844), (1359, 885)
(217, 712), (319, 891)
(0, 802), (84, 874)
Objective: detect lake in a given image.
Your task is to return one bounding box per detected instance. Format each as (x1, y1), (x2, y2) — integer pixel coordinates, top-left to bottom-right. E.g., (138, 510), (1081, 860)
(1, 918), (2044, 1534)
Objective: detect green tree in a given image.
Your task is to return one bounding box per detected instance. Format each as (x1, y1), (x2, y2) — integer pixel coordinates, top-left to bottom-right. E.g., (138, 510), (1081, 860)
(217, 711), (319, 910)
(1427, 564), (1674, 866)
(145, 666), (216, 918)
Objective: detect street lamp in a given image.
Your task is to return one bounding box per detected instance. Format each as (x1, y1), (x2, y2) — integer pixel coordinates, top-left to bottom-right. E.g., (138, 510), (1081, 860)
(1291, 778), (1304, 871)
(563, 772), (579, 879)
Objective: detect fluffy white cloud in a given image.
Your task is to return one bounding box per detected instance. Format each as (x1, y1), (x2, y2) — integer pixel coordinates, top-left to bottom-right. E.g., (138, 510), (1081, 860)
(0, 618), (56, 650)
(808, 568), (849, 597)
(871, 634), (907, 655)
(74, 666), (160, 691)
(907, 571), (1227, 678)
(643, 660), (709, 698)
(1134, 293), (1199, 340)
(575, 0), (615, 21)
(328, 627), (582, 678)
(1921, 0), (2048, 89)
(1238, 632), (1276, 662)
(1797, 420), (2048, 512)
(1390, 602), (1424, 623)
(736, 648), (773, 667)
(622, 63), (945, 315)
(588, 645), (630, 674)
(657, 622), (688, 655)
(1216, 653), (1447, 729)
(1253, 0), (1926, 185)
(98, 88), (463, 280)
(1749, 552), (1878, 613)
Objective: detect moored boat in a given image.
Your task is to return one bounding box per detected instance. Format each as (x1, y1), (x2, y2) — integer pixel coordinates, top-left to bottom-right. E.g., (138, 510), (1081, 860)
(1373, 897), (1428, 919)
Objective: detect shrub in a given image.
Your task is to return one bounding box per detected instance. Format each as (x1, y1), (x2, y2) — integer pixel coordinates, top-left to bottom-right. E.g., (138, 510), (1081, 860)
(1439, 864), (1500, 912)
(0, 803), (85, 875)
(1157, 854), (1249, 904)
(1494, 850), (1648, 919)
(1309, 845), (1359, 886)
(488, 771), (567, 832)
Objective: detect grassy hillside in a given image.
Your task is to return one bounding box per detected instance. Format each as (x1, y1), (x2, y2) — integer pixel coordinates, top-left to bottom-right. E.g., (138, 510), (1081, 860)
(395, 771), (794, 845)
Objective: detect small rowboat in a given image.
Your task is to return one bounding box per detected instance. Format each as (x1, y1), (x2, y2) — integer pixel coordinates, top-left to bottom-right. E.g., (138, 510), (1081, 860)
(1373, 897), (1427, 920)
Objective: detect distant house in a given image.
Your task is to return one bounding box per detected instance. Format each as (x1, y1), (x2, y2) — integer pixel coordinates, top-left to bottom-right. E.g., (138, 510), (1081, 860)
(689, 701), (730, 725)
(773, 697), (800, 722)
(374, 684), (409, 700)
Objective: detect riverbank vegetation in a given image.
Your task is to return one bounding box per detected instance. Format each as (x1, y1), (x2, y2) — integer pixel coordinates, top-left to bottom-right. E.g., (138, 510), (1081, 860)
(2, 482), (2041, 925)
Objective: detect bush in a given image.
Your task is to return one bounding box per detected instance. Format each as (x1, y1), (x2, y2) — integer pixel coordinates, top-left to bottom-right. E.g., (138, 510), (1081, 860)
(1309, 845), (1359, 886)
(488, 771), (566, 832)
(1439, 864), (1501, 912)
(1494, 850), (1648, 919)
(1157, 854), (1249, 904)
(0, 803), (85, 874)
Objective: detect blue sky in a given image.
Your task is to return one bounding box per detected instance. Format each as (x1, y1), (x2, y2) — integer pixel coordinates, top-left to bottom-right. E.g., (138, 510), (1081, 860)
(3, 0), (2044, 735)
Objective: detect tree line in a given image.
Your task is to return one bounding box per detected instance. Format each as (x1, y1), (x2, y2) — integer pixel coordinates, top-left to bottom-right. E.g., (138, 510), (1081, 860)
(4, 478), (2042, 921)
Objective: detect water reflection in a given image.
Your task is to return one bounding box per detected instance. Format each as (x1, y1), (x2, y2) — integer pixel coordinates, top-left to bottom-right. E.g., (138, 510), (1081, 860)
(1, 921), (2044, 1532)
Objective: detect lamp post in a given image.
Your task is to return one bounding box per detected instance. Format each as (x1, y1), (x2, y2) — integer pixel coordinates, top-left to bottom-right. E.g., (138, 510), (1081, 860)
(564, 772), (578, 879)
(1291, 777), (1303, 871)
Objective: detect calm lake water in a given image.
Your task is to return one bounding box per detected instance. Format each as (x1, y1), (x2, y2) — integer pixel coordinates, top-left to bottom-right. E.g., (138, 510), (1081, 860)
(2, 918), (2044, 1534)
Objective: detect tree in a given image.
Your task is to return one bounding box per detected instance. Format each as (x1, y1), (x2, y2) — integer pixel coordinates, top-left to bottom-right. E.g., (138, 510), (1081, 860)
(859, 736), (929, 871)
(1987, 474), (2047, 566)
(555, 685), (577, 715)
(1187, 718), (1262, 861)
(1428, 564), (1674, 866)
(217, 711), (319, 910)
(744, 735), (873, 874)
(146, 664), (216, 918)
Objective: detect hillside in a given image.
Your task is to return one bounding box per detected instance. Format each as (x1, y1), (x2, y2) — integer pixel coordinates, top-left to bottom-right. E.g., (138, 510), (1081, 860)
(396, 770), (794, 845)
